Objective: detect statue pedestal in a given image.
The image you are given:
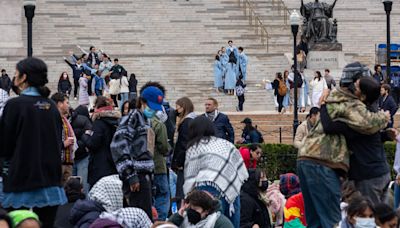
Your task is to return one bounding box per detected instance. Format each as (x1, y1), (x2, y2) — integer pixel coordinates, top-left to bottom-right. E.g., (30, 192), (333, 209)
(309, 42), (343, 51)
(307, 51), (347, 70)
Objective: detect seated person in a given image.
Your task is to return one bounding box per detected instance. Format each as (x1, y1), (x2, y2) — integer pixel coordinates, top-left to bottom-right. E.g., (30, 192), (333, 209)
(339, 196), (375, 227)
(9, 210), (41, 228)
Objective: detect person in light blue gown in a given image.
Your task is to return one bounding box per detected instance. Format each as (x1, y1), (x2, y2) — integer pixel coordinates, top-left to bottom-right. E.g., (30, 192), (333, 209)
(238, 47), (248, 81)
(224, 55), (238, 95)
(214, 55), (224, 91)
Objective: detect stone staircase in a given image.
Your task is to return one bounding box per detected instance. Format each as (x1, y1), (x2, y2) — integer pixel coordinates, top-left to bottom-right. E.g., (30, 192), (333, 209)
(0, 0), (297, 111)
(283, 0), (400, 67)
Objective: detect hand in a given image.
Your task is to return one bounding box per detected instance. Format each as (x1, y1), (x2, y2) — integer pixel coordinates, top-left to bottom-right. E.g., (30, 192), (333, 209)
(63, 57), (67, 60)
(386, 128), (398, 141)
(178, 202), (189, 216)
(130, 183), (140, 192)
(64, 138), (73, 148)
(77, 45), (81, 49)
(396, 174), (400, 185)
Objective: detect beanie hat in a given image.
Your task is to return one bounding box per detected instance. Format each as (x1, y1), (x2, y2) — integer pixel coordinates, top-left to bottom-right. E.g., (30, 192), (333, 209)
(279, 173), (301, 198)
(9, 210), (39, 228)
(340, 62), (371, 87)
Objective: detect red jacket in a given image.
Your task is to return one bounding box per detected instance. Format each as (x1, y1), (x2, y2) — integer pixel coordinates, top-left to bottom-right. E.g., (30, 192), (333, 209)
(239, 147), (257, 169)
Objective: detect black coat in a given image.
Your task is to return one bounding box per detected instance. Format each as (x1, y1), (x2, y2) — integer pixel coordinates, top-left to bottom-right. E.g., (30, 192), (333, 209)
(202, 113), (235, 143)
(240, 171), (271, 228)
(171, 117), (193, 169)
(379, 95), (398, 127)
(69, 199), (105, 228)
(58, 79), (72, 94)
(70, 107), (92, 161)
(54, 203), (74, 228)
(81, 116), (118, 186)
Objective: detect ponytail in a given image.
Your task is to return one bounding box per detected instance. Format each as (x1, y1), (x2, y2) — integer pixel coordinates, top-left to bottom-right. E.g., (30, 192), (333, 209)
(37, 86), (51, 98)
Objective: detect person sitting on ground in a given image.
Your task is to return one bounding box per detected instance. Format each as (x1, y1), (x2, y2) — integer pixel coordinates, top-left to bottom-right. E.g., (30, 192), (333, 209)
(340, 181), (362, 220)
(238, 118), (263, 144)
(240, 169), (271, 228)
(374, 203), (398, 228)
(89, 218), (122, 228)
(168, 190), (234, 228)
(293, 107), (319, 149)
(339, 196), (376, 228)
(9, 210), (41, 228)
(279, 173), (301, 200)
(54, 177), (86, 228)
(239, 144), (262, 169)
(279, 173), (306, 227)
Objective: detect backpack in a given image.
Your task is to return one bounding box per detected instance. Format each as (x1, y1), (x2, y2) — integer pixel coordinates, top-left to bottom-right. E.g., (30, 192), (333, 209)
(296, 73), (304, 88)
(278, 79), (287, 96)
(256, 130), (264, 143)
(236, 85), (245, 96)
(110, 109), (155, 175)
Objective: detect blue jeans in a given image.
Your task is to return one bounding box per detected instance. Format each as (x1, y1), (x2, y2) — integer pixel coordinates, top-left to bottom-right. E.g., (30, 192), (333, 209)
(95, 89), (102, 96)
(196, 185), (240, 228)
(153, 174), (170, 221)
(395, 183), (400, 209)
(119, 92), (129, 107)
(297, 160), (341, 228)
(72, 156), (89, 195)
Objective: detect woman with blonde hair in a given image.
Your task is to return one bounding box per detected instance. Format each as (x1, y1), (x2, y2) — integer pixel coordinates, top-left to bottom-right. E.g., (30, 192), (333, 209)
(171, 97), (196, 208)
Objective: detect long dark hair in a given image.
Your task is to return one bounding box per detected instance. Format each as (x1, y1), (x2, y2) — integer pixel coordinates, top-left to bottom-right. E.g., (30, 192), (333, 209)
(16, 57), (50, 97)
(346, 196), (375, 218)
(185, 190), (220, 213)
(59, 71), (71, 82)
(359, 76), (381, 105)
(315, 71), (322, 81)
(188, 116), (215, 148)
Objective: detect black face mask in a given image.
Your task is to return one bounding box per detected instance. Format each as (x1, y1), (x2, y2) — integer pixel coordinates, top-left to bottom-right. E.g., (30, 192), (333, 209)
(187, 208), (202, 225)
(175, 110), (180, 116)
(259, 180), (269, 192)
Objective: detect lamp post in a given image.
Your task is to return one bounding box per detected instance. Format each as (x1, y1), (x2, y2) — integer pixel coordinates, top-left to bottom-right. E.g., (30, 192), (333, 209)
(383, 0), (392, 82)
(290, 10), (301, 140)
(23, 0), (36, 57)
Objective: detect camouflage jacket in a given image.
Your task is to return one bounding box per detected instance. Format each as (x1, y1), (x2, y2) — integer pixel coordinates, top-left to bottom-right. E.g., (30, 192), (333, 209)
(298, 89), (388, 172)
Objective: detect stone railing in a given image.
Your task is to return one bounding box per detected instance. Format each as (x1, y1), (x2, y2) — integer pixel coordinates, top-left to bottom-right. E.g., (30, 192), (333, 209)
(238, 0), (270, 51)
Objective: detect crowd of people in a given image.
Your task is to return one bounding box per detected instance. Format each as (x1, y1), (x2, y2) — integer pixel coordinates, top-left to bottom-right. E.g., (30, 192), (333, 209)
(213, 40), (248, 111)
(2, 44), (400, 228)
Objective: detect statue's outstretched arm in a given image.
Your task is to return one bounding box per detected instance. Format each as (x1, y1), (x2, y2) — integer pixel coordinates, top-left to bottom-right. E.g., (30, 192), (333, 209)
(331, 0), (338, 9)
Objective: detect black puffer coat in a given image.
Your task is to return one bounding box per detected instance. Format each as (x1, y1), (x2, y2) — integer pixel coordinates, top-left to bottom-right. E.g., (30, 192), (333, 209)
(70, 106), (92, 161)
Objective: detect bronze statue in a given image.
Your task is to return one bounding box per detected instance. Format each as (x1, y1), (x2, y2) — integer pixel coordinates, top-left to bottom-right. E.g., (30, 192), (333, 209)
(301, 0), (338, 46)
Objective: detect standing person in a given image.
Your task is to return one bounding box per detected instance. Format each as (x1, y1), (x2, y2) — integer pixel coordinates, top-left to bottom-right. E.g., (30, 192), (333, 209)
(137, 86), (170, 221)
(297, 62), (389, 227)
(309, 71), (328, 107)
(99, 54), (112, 78)
(171, 97), (196, 208)
(203, 97), (235, 143)
(128, 73), (138, 100)
(91, 71), (105, 97)
(379, 84), (398, 128)
(78, 72), (90, 106)
(109, 73), (121, 107)
(0, 57), (67, 227)
(226, 40), (239, 62)
(79, 45), (101, 67)
(119, 73), (129, 107)
(324, 69), (336, 90)
(51, 93), (77, 185)
(110, 58), (126, 76)
(0, 69), (11, 95)
(240, 169), (271, 228)
(225, 54), (237, 95)
(294, 107), (320, 149)
(81, 96), (120, 187)
(298, 70), (309, 112)
(57, 72), (72, 96)
(373, 64), (385, 84)
(214, 55), (223, 92)
(273, 72), (287, 113)
(64, 56), (84, 100)
(283, 70), (291, 112)
(238, 47), (248, 81)
(390, 72), (400, 105)
(235, 75), (246, 111)
(70, 105), (92, 194)
(183, 116), (248, 228)
(238, 118), (263, 144)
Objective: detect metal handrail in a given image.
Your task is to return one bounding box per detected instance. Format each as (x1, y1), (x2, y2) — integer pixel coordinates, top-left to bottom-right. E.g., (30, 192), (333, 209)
(271, 0), (291, 25)
(238, 0), (270, 52)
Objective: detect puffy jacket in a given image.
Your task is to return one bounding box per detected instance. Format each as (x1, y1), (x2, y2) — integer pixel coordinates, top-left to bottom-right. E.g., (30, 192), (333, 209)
(58, 79), (72, 94)
(69, 199), (105, 228)
(70, 106), (92, 161)
(81, 110), (120, 186)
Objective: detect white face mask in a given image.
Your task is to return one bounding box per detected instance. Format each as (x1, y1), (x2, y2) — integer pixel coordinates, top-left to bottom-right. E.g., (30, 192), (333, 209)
(354, 217), (376, 228)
